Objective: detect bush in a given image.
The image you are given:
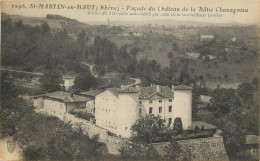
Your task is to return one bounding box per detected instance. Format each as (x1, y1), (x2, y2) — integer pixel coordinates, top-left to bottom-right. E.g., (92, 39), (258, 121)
(71, 110), (94, 121)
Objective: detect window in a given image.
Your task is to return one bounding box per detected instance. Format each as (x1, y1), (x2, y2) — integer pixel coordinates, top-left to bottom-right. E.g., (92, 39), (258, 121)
(159, 100), (162, 103)
(149, 107), (153, 114)
(169, 99), (172, 102)
(139, 108), (142, 114)
(149, 100), (153, 103)
(169, 106), (172, 112)
(125, 127), (128, 130)
(139, 101), (142, 104)
(159, 107), (162, 113)
(168, 118), (172, 127)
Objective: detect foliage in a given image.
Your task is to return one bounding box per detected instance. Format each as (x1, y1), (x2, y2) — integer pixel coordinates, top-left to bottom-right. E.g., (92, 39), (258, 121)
(222, 121), (246, 160)
(173, 117), (183, 134)
(0, 105), (106, 160)
(74, 68), (97, 91)
(210, 88), (240, 118)
(39, 70), (62, 92)
(237, 83), (254, 104)
(130, 115), (164, 143)
(168, 52), (173, 59)
(70, 110), (94, 121)
(178, 64), (193, 86)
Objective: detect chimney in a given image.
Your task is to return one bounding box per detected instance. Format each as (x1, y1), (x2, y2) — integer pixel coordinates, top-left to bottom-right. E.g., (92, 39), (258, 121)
(171, 85), (175, 92)
(156, 85), (160, 92)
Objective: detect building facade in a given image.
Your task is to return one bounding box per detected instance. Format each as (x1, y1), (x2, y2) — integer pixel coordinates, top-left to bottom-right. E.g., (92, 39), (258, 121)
(34, 91), (87, 120)
(95, 87), (139, 138)
(79, 89), (104, 115)
(95, 84), (192, 138)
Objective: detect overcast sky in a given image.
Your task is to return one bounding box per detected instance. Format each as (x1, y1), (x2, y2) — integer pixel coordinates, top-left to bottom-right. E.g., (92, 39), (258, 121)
(2, 0), (260, 25)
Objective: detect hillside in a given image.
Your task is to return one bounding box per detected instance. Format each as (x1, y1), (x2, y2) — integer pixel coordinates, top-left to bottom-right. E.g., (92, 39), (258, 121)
(1, 13), (89, 33)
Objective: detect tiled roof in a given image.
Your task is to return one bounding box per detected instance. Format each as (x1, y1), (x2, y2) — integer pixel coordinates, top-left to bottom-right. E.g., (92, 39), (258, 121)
(35, 91), (89, 103)
(80, 89), (105, 97)
(139, 86), (173, 99)
(174, 85), (192, 90)
(108, 87), (139, 97)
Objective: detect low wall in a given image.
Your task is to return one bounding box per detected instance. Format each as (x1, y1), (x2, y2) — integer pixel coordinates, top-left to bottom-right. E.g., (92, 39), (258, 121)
(153, 136), (229, 160)
(64, 114), (123, 155)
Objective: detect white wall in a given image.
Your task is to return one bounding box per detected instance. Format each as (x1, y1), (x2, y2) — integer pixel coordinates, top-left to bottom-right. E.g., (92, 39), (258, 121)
(44, 98), (67, 119)
(95, 90), (139, 138)
(86, 100), (95, 114)
(117, 93), (139, 138)
(34, 97), (44, 108)
(140, 95), (174, 126)
(95, 90), (118, 134)
(172, 90), (192, 129)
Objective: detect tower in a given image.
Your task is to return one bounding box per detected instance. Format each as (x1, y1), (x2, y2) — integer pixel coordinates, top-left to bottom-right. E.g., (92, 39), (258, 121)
(172, 85), (192, 129)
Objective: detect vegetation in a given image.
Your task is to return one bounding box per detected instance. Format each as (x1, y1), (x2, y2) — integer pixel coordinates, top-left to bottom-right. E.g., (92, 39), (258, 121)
(39, 70), (63, 92)
(121, 115), (183, 160)
(204, 79), (259, 160)
(0, 72), (107, 160)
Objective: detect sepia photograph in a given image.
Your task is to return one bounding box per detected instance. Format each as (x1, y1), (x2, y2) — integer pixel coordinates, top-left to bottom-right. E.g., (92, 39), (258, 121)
(0, 0), (259, 160)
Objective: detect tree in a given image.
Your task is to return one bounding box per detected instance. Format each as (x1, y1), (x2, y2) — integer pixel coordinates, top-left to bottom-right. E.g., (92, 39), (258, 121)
(168, 52), (173, 59)
(40, 22), (50, 32)
(237, 83), (254, 104)
(222, 121), (245, 160)
(74, 69), (97, 91)
(178, 65), (193, 86)
(173, 118), (183, 134)
(210, 88), (240, 118)
(131, 115), (163, 143)
(40, 71), (62, 92)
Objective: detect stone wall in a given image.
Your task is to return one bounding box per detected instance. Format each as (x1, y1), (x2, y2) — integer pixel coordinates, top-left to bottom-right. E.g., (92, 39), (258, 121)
(152, 136), (229, 160)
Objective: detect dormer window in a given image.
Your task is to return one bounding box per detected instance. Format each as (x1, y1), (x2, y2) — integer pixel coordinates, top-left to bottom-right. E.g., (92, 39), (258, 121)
(159, 100), (162, 103)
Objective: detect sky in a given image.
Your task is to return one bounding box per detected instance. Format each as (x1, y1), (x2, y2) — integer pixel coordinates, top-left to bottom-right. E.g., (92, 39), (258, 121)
(1, 0), (260, 25)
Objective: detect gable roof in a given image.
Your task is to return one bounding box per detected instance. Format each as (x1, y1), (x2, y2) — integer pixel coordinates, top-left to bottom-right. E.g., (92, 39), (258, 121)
(35, 91), (89, 103)
(80, 89), (105, 97)
(139, 86), (173, 100)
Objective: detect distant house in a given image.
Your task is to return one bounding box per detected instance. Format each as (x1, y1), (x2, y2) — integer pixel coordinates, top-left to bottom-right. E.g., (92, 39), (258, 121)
(79, 89), (104, 115)
(185, 52), (200, 59)
(245, 135), (260, 160)
(131, 32), (144, 37)
(121, 32), (131, 37)
(34, 91), (88, 120)
(231, 37), (237, 42)
(62, 75), (75, 91)
(200, 34), (214, 42)
(199, 95), (212, 105)
(224, 46), (242, 54)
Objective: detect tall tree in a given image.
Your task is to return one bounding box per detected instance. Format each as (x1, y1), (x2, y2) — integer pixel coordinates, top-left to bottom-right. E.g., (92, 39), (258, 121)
(40, 71), (62, 92)
(74, 68), (97, 91)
